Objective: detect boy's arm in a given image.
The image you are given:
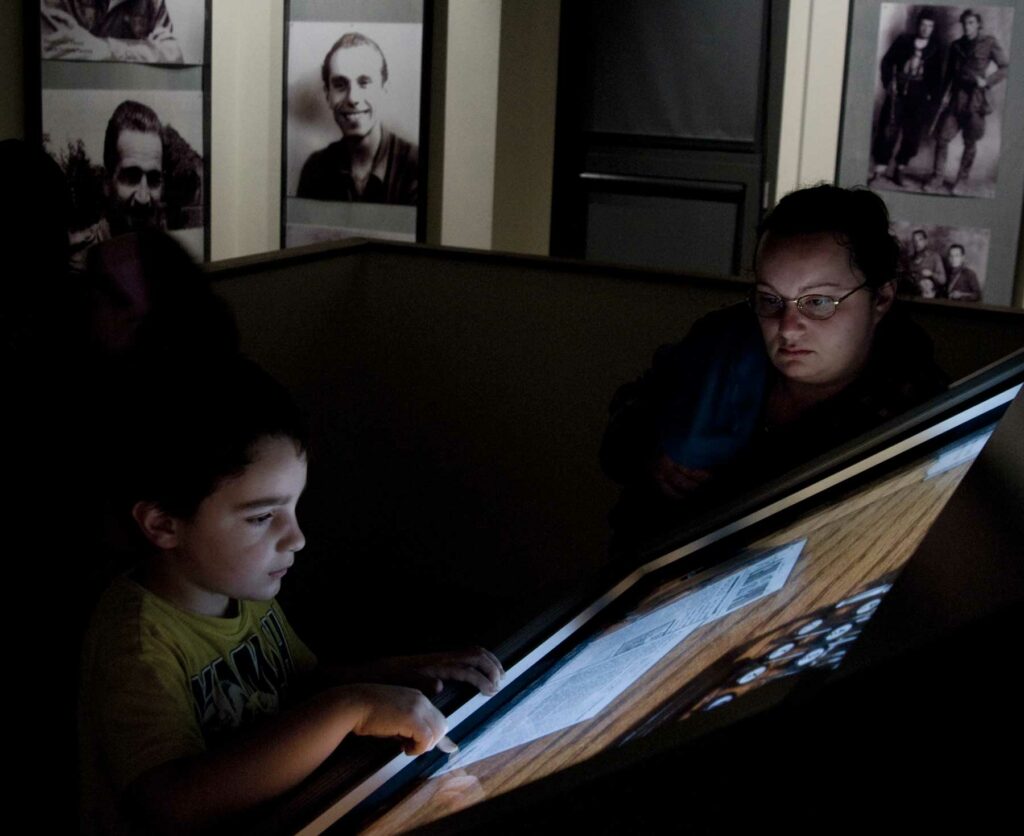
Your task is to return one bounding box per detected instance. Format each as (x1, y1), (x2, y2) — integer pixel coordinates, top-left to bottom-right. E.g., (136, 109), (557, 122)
(321, 647), (505, 696)
(128, 683), (445, 832)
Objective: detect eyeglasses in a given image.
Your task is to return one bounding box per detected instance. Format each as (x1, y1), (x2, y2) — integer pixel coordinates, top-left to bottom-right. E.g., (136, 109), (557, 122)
(116, 166), (163, 190)
(749, 282), (868, 321)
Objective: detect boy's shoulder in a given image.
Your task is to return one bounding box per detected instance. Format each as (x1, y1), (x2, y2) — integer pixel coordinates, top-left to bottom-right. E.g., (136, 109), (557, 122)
(83, 576), (289, 676)
(90, 573), (273, 627)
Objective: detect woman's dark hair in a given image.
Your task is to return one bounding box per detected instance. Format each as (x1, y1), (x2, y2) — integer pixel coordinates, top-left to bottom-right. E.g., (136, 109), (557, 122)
(117, 355), (308, 520)
(756, 184), (900, 289)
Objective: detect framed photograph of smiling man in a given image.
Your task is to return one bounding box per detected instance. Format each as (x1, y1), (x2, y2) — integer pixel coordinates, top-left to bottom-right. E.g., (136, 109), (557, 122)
(283, 0), (428, 248)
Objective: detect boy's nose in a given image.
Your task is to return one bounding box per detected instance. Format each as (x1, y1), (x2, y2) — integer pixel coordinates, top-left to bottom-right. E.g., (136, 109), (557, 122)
(283, 519), (306, 554)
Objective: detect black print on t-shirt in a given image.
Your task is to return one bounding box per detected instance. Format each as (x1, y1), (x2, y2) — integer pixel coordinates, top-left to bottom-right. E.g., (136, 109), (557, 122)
(189, 609), (296, 740)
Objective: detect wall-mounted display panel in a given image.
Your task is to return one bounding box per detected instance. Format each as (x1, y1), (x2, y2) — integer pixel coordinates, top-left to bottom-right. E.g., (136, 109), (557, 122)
(282, 0), (428, 249)
(837, 1), (1024, 305)
(34, 0), (210, 264)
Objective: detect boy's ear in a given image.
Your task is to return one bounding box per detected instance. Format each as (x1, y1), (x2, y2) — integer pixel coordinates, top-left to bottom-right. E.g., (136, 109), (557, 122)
(131, 501), (180, 550)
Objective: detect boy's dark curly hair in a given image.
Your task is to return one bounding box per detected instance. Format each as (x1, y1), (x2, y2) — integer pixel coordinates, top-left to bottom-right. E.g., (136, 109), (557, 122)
(117, 355), (308, 521)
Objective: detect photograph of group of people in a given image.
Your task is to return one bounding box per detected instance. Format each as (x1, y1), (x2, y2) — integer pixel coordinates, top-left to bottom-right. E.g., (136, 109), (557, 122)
(38, 0), (207, 264)
(894, 220), (989, 300)
(868, 3), (1013, 198)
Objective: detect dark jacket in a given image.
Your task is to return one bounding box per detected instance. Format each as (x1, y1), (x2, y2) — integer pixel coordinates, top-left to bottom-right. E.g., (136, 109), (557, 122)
(601, 302), (949, 539)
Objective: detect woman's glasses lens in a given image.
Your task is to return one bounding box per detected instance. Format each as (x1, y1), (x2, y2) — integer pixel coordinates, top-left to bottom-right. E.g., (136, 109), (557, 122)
(752, 292), (785, 317)
(750, 292), (837, 320)
(799, 296), (837, 319)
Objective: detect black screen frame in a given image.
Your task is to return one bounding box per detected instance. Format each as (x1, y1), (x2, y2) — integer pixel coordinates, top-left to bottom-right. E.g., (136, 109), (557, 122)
(288, 347), (1024, 834)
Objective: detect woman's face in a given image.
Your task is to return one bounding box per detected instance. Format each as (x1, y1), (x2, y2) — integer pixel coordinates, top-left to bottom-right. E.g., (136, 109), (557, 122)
(755, 232), (894, 392)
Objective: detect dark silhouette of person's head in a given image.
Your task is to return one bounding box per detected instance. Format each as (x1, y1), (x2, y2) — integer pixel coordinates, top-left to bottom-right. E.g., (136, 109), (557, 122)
(83, 229), (238, 359)
(0, 139), (76, 356)
(0, 138), (71, 285)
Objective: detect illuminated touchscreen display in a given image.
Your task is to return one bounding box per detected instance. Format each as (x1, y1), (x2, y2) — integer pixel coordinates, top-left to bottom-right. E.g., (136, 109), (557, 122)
(342, 420), (1001, 836)
(439, 540), (804, 773)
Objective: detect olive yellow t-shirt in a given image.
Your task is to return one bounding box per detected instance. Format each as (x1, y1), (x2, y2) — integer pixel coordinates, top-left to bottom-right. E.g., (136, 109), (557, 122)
(79, 576), (317, 835)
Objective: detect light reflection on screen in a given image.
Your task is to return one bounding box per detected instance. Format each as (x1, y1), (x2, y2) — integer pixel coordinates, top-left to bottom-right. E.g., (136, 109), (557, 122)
(439, 540), (804, 773)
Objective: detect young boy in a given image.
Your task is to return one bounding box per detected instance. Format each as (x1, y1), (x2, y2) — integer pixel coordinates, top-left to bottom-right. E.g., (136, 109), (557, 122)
(79, 356), (502, 834)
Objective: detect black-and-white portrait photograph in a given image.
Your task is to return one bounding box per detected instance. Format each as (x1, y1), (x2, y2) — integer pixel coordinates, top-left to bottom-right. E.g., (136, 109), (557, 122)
(868, 4), (1013, 198)
(286, 21), (422, 205)
(893, 219), (990, 301)
(40, 0), (207, 65)
(42, 88), (205, 263)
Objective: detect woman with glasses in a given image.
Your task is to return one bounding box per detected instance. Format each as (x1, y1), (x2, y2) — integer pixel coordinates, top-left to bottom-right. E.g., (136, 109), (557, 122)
(602, 184), (946, 525)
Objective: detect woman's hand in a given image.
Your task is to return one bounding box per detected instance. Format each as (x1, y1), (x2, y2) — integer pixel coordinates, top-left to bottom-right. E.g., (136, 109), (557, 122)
(652, 452), (712, 499)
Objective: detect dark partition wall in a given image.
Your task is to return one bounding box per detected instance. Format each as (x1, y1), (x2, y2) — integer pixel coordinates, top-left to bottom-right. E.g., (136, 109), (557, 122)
(208, 241), (1024, 660)
(211, 245), (745, 657)
(909, 301), (1024, 383)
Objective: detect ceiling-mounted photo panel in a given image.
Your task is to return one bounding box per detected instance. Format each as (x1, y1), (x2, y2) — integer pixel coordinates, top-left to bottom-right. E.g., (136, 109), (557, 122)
(282, 0), (428, 249)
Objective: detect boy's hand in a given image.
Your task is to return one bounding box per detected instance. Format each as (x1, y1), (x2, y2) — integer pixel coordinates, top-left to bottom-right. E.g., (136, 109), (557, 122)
(334, 647), (505, 696)
(128, 683), (452, 827)
(340, 683), (448, 755)
(388, 647), (505, 695)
